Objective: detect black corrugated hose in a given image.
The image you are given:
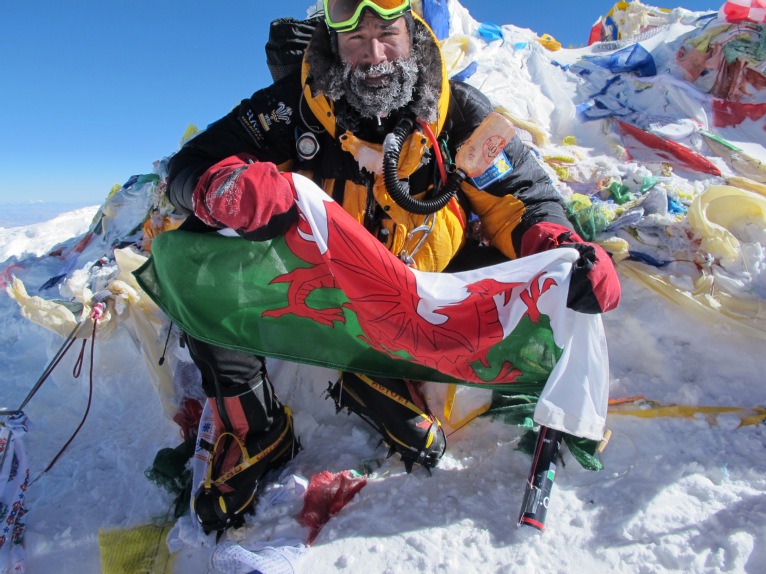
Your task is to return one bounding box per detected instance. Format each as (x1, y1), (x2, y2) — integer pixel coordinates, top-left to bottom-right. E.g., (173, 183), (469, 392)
(382, 116), (465, 215)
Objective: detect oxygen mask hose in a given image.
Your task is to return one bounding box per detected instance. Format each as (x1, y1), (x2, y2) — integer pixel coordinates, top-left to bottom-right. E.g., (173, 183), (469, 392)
(382, 116), (460, 215)
(382, 112), (516, 215)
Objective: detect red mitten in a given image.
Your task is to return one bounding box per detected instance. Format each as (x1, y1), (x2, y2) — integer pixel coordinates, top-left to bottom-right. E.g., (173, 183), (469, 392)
(521, 222), (621, 314)
(192, 153), (297, 240)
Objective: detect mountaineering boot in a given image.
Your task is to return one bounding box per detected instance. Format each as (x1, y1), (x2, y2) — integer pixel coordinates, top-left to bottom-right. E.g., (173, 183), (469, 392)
(183, 337), (301, 531)
(192, 404), (300, 533)
(327, 373), (446, 472)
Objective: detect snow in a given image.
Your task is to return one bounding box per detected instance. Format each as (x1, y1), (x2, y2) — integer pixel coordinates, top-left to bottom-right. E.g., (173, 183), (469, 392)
(3, 234), (765, 571)
(0, 207), (99, 259)
(2, 1), (766, 573)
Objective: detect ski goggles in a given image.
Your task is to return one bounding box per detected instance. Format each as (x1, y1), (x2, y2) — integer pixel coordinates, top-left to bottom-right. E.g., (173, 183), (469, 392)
(324, 0), (411, 33)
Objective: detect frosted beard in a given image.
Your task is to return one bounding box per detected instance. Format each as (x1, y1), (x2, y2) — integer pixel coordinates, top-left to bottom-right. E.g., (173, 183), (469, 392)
(341, 58), (419, 120)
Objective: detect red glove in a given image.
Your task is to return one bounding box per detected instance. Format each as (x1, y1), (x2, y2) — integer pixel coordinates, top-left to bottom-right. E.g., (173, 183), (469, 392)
(520, 222), (621, 314)
(192, 154), (297, 240)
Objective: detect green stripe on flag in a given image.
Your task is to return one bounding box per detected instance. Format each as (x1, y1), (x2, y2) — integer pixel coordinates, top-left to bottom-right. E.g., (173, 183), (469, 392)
(134, 230), (560, 392)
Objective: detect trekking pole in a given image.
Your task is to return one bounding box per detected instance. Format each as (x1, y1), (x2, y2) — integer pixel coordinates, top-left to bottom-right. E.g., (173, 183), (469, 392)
(0, 291), (111, 417)
(517, 425), (564, 532)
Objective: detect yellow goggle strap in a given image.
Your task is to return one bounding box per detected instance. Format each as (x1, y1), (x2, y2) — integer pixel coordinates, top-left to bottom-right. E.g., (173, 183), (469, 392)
(324, 0), (411, 33)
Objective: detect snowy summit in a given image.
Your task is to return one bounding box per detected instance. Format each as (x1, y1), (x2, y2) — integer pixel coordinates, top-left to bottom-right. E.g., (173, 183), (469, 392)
(2, 1), (766, 573)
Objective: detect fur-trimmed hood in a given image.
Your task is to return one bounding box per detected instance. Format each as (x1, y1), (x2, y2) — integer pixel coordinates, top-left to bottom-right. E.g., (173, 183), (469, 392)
(301, 13), (447, 136)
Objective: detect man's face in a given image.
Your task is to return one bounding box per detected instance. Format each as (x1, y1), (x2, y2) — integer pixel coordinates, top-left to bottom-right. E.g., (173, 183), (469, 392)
(334, 11), (417, 119)
(336, 11), (411, 71)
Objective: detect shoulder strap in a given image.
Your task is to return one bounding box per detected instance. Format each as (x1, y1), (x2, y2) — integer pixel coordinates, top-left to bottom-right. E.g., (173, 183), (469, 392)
(265, 16), (323, 83)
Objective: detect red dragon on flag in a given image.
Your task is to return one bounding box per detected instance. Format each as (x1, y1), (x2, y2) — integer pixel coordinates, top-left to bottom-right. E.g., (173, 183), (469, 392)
(264, 173), (561, 384)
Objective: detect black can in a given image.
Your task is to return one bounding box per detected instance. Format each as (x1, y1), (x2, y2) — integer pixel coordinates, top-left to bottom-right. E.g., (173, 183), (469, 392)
(517, 426), (564, 532)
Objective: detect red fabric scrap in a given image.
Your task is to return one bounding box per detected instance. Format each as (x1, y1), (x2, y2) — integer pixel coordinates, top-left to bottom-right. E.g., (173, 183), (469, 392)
(712, 57), (747, 101)
(720, 1), (766, 23)
(297, 470), (367, 545)
(587, 18), (603, 46)
(712, 99), (766, 130)
(172, 398), (203, 442)
(675, 45), (713, 82)
(616, 120), (722, 176)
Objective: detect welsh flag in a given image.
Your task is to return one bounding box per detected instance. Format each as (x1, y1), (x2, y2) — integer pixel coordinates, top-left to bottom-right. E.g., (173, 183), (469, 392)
(135, 173), (609, 440)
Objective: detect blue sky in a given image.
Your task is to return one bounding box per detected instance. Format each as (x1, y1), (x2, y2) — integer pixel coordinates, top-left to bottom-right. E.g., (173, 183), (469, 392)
(1, 0), (724, 207)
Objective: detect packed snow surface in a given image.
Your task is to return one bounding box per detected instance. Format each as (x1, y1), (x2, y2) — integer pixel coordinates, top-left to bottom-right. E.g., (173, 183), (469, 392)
(2, 1), (766, 573)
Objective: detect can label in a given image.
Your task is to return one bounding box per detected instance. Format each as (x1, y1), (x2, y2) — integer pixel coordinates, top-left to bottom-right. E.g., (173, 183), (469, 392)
(470, 150), (513, 189)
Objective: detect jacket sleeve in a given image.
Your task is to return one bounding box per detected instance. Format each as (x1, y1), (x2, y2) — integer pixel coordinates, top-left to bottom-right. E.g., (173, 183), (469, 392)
(447, 81), (572, 259)
(166, 73), (303, 215)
